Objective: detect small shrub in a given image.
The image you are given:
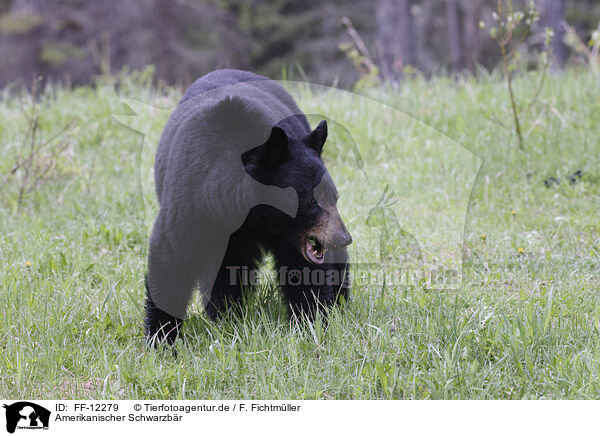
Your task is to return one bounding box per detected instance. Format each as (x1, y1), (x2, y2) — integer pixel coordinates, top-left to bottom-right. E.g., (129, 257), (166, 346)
(0, 84), (78, 207)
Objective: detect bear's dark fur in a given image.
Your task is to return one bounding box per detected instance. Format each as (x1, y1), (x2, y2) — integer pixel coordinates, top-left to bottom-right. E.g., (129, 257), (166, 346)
(145, 69), (352, 344)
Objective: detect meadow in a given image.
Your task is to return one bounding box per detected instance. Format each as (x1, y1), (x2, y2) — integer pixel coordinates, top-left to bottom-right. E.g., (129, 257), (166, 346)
(0, 68), (599, 399)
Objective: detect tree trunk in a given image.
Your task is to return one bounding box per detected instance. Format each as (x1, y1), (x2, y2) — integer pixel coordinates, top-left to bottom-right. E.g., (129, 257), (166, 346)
(538, 0), (568, 68)
(376, 0), (416, 82)
(462, 0), (482, 72)
(446, 0), (462, 70)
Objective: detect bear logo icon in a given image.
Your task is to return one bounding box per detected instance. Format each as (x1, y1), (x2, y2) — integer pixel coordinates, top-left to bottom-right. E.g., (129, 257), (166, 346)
(3, 402), (50, 434)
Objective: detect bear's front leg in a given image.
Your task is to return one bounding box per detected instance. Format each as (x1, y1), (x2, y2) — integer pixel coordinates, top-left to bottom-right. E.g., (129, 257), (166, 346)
(145, 210), (204, 345)
(204, 231), (263, 320)
(144, 277), (183, 345)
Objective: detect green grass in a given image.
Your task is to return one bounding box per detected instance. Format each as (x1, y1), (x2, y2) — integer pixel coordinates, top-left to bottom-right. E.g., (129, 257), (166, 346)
(1, 69), (599, 399)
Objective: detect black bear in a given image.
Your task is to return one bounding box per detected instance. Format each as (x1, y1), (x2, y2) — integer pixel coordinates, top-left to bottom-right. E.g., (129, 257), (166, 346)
(145, 69), (352, 344)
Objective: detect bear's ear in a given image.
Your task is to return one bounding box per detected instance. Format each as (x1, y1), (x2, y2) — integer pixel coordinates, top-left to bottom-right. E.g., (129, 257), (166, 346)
(306, 120), (328, 155)
(242, 126), (289, 170)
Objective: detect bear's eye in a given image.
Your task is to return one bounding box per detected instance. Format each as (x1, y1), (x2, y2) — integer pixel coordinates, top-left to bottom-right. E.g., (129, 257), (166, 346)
(310, 198), (318, 205)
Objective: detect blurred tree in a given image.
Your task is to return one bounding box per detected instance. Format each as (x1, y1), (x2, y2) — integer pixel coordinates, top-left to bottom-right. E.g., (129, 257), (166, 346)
(376, 0), (416, 82)
(537, 0), (567, 68)
(462, 0), (483, 72)
(0, 0), (249, 87)
(219, 0), (371, 85)
(445, 0), (462, 70)
(0, 0), (598, 88)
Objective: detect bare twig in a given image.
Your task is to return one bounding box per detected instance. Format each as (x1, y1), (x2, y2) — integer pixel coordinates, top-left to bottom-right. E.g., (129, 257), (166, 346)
(591, 19), (600, 61)
(562, 19), (600, 73)
(340, 17), (376, 69)
(496, 0), (523, 149)
(518, 58), (548, 117)
(339, 16), (380, 86)
(0, 93), (78, 206)
(488, 0), (551, 150)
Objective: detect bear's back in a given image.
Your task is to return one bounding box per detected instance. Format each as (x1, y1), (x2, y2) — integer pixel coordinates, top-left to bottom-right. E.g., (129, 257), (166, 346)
(181, 69), (267, 103)
(181, 69), (310, 138)
(154, 69), (311, 205)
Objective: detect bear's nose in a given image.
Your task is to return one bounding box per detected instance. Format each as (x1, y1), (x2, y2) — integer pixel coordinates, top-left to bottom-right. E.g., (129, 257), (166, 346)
(332, 230), (352, 248)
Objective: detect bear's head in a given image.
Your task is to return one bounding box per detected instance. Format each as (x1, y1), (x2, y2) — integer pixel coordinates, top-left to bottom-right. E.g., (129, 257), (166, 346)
(242, 119), (352, 264)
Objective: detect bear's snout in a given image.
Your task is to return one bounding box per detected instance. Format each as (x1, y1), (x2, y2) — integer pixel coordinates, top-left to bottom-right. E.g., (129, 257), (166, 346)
(323, 211), (352, 249)
(331, 228), (353, 248)
(327, 226), (352, 248)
